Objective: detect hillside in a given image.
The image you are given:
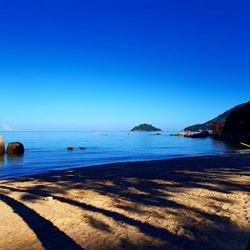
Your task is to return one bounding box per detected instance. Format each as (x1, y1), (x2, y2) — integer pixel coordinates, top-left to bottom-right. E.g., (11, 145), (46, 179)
(184, 102), (247, 132)
(222, 101), (250, 142)
(131, 123), (161, 132)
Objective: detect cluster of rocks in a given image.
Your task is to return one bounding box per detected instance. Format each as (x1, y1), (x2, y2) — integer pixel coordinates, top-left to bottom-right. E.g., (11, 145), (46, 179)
(0, 136), (25, 155)
(67, 146), (86, 151)
(188, 131), (210, 138)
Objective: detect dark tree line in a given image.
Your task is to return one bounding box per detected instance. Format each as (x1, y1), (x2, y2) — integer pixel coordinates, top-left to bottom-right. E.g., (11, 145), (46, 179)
(223, 102), (250, 135)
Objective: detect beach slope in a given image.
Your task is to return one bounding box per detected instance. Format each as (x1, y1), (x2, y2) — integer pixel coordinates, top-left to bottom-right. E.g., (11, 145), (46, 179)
(0, 154), (250, 250)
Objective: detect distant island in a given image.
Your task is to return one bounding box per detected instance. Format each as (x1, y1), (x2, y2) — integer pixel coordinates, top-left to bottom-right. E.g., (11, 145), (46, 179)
(184, 102), (247, 132)
(131, 123), (161, 132)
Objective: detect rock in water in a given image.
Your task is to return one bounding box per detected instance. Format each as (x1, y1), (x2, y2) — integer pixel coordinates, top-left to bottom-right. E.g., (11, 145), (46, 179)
(188, 131), (210, 138)
(0, 136), (4, 155)
(7, 142), (25, 155)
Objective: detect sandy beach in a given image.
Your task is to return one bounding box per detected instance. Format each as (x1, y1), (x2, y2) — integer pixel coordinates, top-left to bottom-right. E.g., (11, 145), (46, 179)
(0, 153), (249, 250)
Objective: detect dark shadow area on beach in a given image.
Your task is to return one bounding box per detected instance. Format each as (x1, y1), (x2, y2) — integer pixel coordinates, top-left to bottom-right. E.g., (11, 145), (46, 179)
(0, 193), (83, 250)
(0, 154), (250, 249)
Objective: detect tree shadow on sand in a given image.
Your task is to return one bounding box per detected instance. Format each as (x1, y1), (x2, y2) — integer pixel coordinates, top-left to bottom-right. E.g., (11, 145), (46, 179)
(1, 155), (250, 249)
(0, 193), (83, 250)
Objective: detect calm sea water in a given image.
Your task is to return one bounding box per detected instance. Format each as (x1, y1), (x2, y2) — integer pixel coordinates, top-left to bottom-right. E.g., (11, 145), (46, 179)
(0, 131), (236, 178)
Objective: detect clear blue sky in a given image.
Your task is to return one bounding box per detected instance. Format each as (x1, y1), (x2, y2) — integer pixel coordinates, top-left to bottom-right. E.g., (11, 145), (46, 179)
(0, 0), (249, 131)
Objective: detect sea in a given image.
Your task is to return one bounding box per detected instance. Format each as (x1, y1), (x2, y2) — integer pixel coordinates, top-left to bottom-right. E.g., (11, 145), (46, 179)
(0, 131), (241, 178)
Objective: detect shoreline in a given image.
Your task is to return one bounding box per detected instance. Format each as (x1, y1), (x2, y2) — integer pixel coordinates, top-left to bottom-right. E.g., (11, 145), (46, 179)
(2, 149), (250, 180)
(0, 153), (249, 249)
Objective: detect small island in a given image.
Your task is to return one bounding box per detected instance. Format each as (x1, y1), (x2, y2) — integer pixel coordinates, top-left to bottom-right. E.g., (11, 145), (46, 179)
(131, 123), (162, 132)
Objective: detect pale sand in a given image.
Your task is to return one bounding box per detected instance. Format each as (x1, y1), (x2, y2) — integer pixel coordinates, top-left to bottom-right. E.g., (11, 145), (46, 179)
(0, 154), (250, 250)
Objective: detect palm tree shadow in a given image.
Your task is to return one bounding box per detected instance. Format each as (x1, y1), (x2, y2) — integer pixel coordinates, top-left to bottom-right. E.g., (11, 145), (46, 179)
(1, 155), (250, 249)
(0, 193), (83, 250)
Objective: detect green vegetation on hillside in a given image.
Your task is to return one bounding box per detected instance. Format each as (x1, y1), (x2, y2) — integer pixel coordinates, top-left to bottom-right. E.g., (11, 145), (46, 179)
(131, 124), (161, 132)
(184, 102), (247, 132)
(223, 102), (250, 136)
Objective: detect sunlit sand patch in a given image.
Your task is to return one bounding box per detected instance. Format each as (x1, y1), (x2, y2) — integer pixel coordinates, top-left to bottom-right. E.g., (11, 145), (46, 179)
(150, 179), (179, 185)
(0, 155), (249, 249)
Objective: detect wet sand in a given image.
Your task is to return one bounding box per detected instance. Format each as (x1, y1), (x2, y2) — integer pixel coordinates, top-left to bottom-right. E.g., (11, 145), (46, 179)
(0, 154), (250, 250)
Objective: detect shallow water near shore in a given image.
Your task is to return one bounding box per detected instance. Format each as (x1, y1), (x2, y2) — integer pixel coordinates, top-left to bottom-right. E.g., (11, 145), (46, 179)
(0, 131), (241, 178)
